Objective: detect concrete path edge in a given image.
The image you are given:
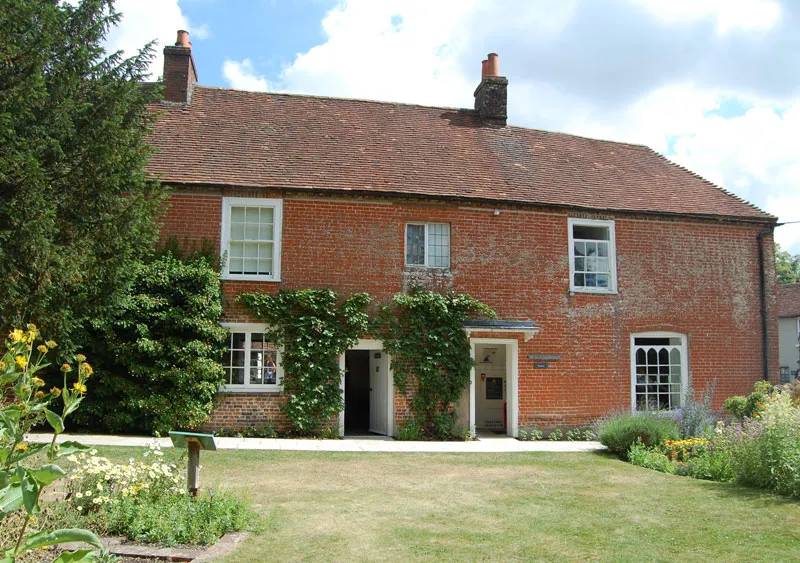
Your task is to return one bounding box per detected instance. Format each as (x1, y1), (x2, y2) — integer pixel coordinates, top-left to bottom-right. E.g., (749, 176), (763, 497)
(26, 432), (606, 453)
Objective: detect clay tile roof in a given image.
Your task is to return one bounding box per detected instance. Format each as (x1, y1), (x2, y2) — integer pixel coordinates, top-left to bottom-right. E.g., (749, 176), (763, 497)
(146, 86), (774, 221)
(779, 283), (800, 318)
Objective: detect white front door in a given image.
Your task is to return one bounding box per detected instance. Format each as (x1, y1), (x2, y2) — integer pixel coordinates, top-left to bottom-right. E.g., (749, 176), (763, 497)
(369, 351), (389, 435)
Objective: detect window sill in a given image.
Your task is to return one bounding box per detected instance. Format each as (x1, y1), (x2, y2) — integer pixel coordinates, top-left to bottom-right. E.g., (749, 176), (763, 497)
(221, 274), (281, 283)
(404, 266), (451, 273)
(220, 386), (282, 394)
(569, 288), (619, 296)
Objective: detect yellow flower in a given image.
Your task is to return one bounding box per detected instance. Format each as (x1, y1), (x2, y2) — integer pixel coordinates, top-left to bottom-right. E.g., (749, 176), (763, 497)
(72, 382), (87, 394)
(15, 443), (29, 452)
(27, 330), (36, 342)
(79, 362), (93, 377)
(0, 361), (5, 370)
(51, 387), (62, 398)
(9, 329), (25, 342)
(76, 354), (86, 363)
(36, 391), (45, 399)
(26, 323), (37, 331)
(60, 363), (72, 372)
(14, 355), (27, 368)
(46, 340), (57, 349)
(37, 345), (48, 354)
(31, 377), (45, 387)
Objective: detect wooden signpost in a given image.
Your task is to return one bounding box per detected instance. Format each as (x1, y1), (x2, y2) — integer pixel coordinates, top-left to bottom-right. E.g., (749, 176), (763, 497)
(168, 431), (217, 497)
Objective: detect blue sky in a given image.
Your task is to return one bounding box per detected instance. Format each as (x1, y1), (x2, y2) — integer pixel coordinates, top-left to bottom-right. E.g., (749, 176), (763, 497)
(106, 0), (800, 253)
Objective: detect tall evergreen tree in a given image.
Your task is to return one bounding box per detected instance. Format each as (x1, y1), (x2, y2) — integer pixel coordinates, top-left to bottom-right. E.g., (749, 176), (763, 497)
(0, 0), (165, 352)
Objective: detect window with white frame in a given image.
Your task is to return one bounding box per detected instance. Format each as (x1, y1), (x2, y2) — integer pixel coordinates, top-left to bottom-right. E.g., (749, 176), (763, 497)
(222, 325), (281, 390)
(631, 333), (688, 411)
(568, 218), (616, 293)
(406, 223), (450, 268)
(221, 197), (282, 281)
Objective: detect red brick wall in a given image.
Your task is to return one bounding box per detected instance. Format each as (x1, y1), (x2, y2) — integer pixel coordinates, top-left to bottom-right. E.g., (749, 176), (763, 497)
(159, 188), (779, 432)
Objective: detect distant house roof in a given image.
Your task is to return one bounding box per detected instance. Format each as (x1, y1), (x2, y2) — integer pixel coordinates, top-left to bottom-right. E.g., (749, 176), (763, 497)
(146, 86), (774, 222)
(779, 283), (800, 318)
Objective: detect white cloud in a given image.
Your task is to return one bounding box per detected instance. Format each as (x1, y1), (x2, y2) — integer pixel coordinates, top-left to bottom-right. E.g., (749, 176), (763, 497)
(631, 0), (782, 33)
(104, 0), (209, 79)
(670, 104), (800, 251)
(222, 59), (270, 91)
(276, 0), (478, 107)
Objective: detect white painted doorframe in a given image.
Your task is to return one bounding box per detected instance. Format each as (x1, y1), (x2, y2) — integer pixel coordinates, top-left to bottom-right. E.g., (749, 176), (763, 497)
(470, 338), (519, 437)
(338, 339), (394, 438)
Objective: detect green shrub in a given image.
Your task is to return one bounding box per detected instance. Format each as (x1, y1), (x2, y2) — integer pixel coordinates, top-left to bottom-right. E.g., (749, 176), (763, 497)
(103, 492), (256, 546)
(518, 427), (543, 441)
(723, 396), (747, 420)
(396, 420), (423, 441)
(598, 411), (680, 460)
(628, 442), (676, 474)
(682, 442), (734, 481)
(729, 391), (800, 497)
(724, 380), (770, 422)
(548, 428), (563, 441)
(80, 253), (228, 434)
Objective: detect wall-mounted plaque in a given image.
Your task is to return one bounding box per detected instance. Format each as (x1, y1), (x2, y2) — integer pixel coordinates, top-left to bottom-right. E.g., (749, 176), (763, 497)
(534, 362), (549, 369)
(528, 354), (561, 361)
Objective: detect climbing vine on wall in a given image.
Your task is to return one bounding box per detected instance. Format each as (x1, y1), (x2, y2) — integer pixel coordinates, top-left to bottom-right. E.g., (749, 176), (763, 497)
(239, 289), (371, 435)
(375, 288), (495, 439)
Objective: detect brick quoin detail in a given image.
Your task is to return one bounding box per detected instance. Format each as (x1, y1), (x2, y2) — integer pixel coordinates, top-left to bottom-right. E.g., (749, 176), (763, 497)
(159, 189), (779, 432)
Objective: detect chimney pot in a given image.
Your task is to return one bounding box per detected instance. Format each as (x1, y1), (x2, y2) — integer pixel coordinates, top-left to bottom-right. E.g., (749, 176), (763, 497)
(176, 30), (191, 48)
(486, 53), (499, 77)
(474, 52), (507, 127)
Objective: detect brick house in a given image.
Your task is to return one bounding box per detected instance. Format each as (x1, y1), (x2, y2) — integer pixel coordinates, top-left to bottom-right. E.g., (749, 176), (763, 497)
(147, 31), (779, 436)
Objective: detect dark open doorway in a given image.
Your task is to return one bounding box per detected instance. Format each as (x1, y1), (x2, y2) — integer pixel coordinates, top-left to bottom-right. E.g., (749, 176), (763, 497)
(344, 350), (370, 434)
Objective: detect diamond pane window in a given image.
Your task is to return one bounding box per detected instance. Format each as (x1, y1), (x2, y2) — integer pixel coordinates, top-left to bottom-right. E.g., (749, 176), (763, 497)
(405, 223), (450, 268)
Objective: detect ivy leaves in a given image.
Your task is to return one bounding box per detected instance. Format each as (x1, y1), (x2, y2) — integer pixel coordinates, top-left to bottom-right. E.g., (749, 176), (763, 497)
(239, 289), (371, 435)
(375, 289), (495, 439)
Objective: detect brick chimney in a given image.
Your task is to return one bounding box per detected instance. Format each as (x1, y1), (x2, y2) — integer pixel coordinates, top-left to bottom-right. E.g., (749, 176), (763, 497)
(162, 30), (198, 103)
(474, 53), (507, 127)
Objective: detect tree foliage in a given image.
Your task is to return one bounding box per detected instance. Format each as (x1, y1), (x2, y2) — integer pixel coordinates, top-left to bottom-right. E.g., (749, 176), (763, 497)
(78, 253), (228, 434)
(239, 289), (371, 436)
(776, 243), (800, 285)
(375, 289), (495, 439)
(0, 0), (165, 354)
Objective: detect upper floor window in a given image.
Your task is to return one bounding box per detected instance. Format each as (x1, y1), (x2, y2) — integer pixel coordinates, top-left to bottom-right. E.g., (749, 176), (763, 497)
(631, 332), (688, 411)
(406, 222), (450, 268)
(568, 218), (616, 293)
(221, 197), (282, 281)
(222, 324), (281, 391)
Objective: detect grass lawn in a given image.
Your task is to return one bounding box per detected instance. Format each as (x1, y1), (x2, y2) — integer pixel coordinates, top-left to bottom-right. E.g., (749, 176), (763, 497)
(89, 447), (799, 562)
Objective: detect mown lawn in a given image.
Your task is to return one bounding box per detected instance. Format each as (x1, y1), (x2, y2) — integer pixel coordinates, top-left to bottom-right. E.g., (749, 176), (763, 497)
(91, 447), (800, 562)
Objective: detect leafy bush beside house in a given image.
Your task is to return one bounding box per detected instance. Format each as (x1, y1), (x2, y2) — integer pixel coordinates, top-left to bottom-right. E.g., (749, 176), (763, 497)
(79, 253), (227, 434)
(597, 411), (680, 460)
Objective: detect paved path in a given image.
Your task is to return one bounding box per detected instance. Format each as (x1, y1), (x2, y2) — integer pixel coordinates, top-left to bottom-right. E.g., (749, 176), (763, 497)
(26, 432), (605, 453)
